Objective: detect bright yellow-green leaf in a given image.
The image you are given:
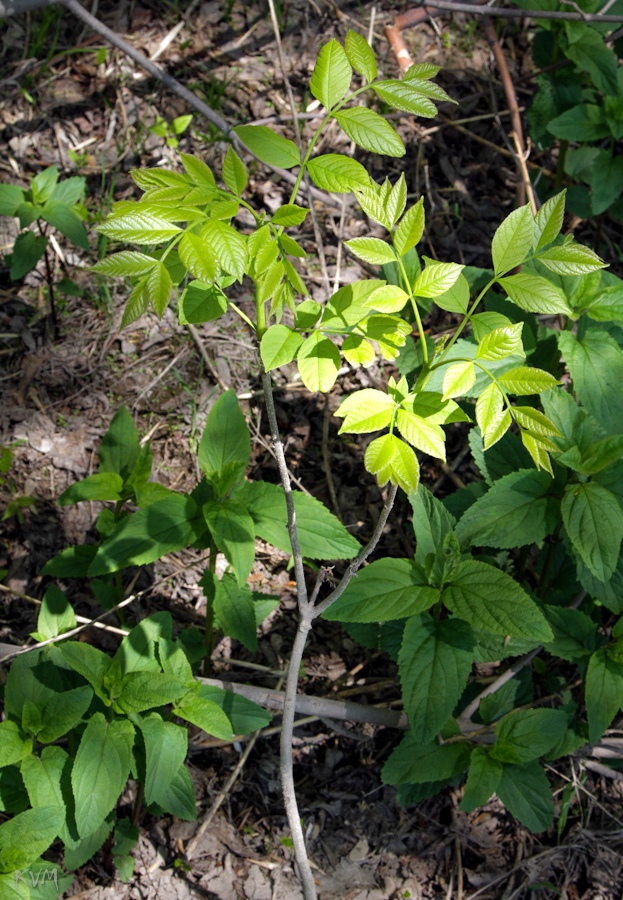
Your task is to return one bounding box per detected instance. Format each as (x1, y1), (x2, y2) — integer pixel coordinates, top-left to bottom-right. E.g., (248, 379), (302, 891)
(414, 259), (464, 299)
(476, 383), (509, 449)
(393, 197), (425, 257)
(396, 409), (446, 460)
(477, 323), (525, 361)
(145, 260), (172, 317)
(341, 334), (376, 367)
(334, 108), (406, 158)
(260, 324), (304, 371)
(491, 203), (534, 276)
(521, 431), (554, 476)
(366, 284), (409, 314)
(310, 39), (353, 110)
(335, 388), (395, 433)
(345, 30), (377, 82)
(233, 125), (300, 169)
(345, 237), (396, 265)
(364, 433), (420, 493)
(297, 332), (341, 392)
(497, 367), (559, 396)
(179, 232), (219, 283)
(442, 361), (475, 399)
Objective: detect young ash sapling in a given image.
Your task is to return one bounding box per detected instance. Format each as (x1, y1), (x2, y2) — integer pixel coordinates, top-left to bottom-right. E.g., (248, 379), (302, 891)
(3, 32), (623, 900)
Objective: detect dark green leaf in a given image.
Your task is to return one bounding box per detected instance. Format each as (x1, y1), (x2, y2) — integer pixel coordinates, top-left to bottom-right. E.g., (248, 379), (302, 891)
(382, 733), (470, 785)
(98, 405), (140, 479)
(548, 104), (609, 141)
(544, 605), (596, 662)
(561, 482), (623, 582)
(72, 714), (134, 837)
(34, 584), (76, 639)
(559, 330), (623, 436)
(198, 389), (250, 485)
(0, 722), (32, 769)
(87, 494), (206, 576)
(585, 648), (623, 742)
(209, 571), (258, 650)
(0, 806), (64, 872)
(233, 125), (300, 169)
(492, 708), (569, 764)
(41, 201), (89, 250)
(496, 762), (553, 832)
(442, 560), (553, 641)
(204, 500), (255, 586)
(178, 281), (227, 325)
(9, 231), (48, 280)
(238, 480), (360, 560)
(455, 469), (558, 549)
(399, 613), (474, 742)
(0, 182), (25, 216)
(322, 558), (439, 622)
(139, 712), (187, 808)
(58, 472), (124, 505)
(175, 690), (234, 741)
(410, 485), (456, 568)
(460, 747), (503, 812)
(197, 684), (271, 733)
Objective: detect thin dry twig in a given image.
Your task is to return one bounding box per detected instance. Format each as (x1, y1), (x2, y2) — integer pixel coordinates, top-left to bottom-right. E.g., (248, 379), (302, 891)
(186, 674), (285, 859)
(0, 557), (209, 664)
(458, 590), (587, 729)
(403, 0), (623, 23)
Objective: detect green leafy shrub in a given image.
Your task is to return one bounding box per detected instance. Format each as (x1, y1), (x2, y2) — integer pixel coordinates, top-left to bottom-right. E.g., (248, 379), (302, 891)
(3, 31), (623, 898)
(0, 166), (89, 279)
(517, 0), (623, 216)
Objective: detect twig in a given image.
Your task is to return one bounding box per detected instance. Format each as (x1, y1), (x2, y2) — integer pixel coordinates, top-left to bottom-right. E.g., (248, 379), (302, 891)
(583, 760), (623, 783)
(261, 370), (316, 897)
(186, 729), (262, 858)
(197, 675), (408, 728)
(0, 556), (209, 664)
(322, 395), (342, 520)
(313, 484), (398, 618)
(7, 0), (338, 209)
(482, 17), (527, 208)
(401, 0), (623, 23)
(187, 324), (229, 390)
(512, 131), (538, 214)
(458, 590), (587, 729)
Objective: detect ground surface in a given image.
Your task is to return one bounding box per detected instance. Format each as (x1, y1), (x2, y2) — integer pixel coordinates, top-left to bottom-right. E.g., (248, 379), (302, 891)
(2, 1), (623, 898)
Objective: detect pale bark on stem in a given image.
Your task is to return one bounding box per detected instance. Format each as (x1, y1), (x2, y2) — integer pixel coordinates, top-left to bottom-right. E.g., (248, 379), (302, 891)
(313, 484), (399, 618)
(261, 372), (308, 610)
(261, 370), (316, 898)
(279, 612), (317, 899)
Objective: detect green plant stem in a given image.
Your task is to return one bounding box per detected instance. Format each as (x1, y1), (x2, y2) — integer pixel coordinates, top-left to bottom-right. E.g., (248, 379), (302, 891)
(131, 782), (144, 827)
(227, 300), (255, 331)
(287, 117), (330, 206)
(397, 255), (429, 365)
(436, 277), (496, 366)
